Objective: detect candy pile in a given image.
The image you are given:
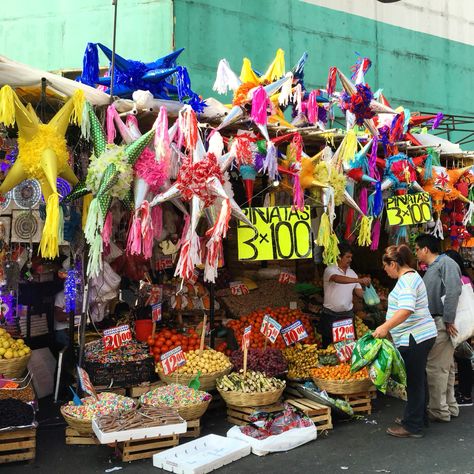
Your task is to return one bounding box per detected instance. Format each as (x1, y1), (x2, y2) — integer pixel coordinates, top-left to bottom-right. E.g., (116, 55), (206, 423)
(84, 339), (150, 363)
(61, 392), (135, 420)
(140, 384), (211, 408)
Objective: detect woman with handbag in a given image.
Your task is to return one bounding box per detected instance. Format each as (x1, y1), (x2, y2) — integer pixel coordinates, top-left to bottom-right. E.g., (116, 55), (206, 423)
(444, 250), (473, 407)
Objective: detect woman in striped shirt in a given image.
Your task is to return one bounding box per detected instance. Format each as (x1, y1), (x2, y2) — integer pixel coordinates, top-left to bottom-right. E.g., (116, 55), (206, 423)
(373, 245), (437, 438)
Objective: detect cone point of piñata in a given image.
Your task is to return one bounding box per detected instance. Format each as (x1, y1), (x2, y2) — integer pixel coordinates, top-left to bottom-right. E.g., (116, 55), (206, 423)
(243, 179), (254, 206)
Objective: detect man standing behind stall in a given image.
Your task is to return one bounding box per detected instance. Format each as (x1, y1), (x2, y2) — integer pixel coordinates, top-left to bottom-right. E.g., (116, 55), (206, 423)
(415, 234), (462, 422)
(321, 243), (370, 347)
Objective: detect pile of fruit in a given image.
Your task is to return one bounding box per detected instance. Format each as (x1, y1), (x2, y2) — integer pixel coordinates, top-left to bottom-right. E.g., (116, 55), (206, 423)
(317, 345), (339, 366)
(283, 343), (319, 380)
(311, 364), (369, 381)
(167, 349), (232, 375)
(147, 328), (201, 363)
(0, 329), (31, 360)
(230, 349), (287, 377)
(226, 307), (316, 350)
(217, 370), (285, 393)
(355, 317), (370, 338)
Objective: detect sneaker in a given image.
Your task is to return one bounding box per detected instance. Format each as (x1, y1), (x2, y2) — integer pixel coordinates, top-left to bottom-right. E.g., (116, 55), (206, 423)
(456, 396), (473, 407)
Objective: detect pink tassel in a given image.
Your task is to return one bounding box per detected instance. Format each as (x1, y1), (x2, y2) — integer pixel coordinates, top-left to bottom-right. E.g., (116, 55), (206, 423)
(151, 205), (163, 240)
(106, 105), (116, 144)
(101, 211), (113, 246)
(175, 233), (201, 281)
(154, 106), (170, 162)
(307, 90), (319, 124)
(140, 201), (154, 259)
(326, 67), (337, 95)
(292, 175), (304, 210)
(345, 208), (354, 241)
(370, 218), (381, 251)
(126, 213), (142, 256)
(250, 86), (270, 125)
(359, 187), (368, 215)
(205, 199), (231, 282)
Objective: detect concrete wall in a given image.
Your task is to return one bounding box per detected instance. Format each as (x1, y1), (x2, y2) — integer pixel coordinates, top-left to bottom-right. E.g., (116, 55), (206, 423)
(174, 0), (474, 117)
(0, 0), (174, 71)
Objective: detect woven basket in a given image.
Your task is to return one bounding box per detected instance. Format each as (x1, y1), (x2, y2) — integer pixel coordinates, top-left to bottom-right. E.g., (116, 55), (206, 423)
(217, 386), (285, 407)
(60, 407), (93, 434)
(157, 366), (232, 391)
(312, 377), (373, 395)
(142, 398), (211, 421)
(0, 353), (31, 379)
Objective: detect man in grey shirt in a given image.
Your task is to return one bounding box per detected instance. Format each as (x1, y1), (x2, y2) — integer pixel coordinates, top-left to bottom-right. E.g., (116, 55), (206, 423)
(415, 234), (462, 422)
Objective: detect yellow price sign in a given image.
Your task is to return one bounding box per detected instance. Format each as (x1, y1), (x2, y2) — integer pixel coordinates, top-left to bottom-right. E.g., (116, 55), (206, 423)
(237, 206), (313, 261)
(386, 192), (432, 226)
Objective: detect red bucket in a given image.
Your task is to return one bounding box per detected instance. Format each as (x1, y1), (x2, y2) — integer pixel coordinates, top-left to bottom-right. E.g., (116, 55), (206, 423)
(135, 319), (153, 342)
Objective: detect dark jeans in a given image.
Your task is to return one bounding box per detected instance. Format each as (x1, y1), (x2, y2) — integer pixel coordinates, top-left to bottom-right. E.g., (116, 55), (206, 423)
(319, 307), (354, 348)
(398, 335), (436, 434)
(455, 355), (473, 398)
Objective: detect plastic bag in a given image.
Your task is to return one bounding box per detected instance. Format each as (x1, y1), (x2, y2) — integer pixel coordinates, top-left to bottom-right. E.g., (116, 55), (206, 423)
(363, 285), (381, 306)
(389, 342), (407, 386)
(442, 284), (474, 347)
(351, 333), (382, 372)
(227, 424), (317, 456)
(386, 378), (407, 401)
(368, 342), (393, 393)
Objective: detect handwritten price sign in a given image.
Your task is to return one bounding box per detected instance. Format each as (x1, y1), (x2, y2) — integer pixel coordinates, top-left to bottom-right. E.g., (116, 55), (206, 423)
(241, 325), (252, 350)
(152, 303), (162, 322)
(334, 340), (356, 363)
(156, 256), (173, 271)
(160, 346), (186, 375)
(103, 325), (132, 351)
(332, 318), (355, 343)
(279, 272), (296, 284)
(260, 314), (282, 344)
(230, 281), (249, 296)
(281, 320), (308, 346)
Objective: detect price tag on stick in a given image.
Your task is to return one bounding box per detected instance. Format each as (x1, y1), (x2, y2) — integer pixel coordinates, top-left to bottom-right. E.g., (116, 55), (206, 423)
(160, 346), (186, 375)
(332, 318), (355, 343)
(103, 325), (132, 351)
(241, 325), (252, 350)
(260, 314), (282, 344)
(334, 340), (356, 363)
(152, 303), (162, 323)
(281, 320), (308, 346)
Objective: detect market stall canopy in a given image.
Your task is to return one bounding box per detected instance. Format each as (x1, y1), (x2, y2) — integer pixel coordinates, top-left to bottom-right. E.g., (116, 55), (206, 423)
(0, 55), (110, 106)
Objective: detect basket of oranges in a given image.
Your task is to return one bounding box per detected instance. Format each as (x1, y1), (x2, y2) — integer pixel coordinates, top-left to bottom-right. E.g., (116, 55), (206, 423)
(311, 364), (373, 394)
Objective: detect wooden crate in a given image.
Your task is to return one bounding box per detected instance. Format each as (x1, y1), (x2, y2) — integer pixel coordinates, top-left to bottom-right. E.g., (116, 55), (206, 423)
(65, 427), (99, 446)
(118, 434), (179, 462)
(0, 428), (36, 464)
(179, 418), (200, 439)
(128, 381), (166, 399)
(342, 391), (373, 415)
(226, 403), (284, 426)
(286, 398), (333, 431)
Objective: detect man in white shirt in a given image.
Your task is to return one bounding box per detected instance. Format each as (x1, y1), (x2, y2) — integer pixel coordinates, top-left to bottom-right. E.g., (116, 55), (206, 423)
(321, 243), (370, 347)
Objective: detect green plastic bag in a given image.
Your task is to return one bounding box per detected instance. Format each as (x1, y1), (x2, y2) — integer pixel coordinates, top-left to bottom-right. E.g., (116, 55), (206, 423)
(388, 342), (407, 386)
(368, 343), (393, 393)
(351, 332), (382, 372)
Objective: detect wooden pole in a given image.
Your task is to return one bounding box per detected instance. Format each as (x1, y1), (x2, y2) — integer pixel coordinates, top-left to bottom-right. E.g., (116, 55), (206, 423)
(243, 344), (248, 377)
(199, 314), (207, 352)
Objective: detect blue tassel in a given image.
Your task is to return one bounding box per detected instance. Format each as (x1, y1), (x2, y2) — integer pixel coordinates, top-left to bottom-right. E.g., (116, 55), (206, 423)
(175, 66), (192, 101)
(424, 152), (433, 180)
(80, 43), (99, 86)
(395, 225), (408, 244)
(373, 181), (383, 217)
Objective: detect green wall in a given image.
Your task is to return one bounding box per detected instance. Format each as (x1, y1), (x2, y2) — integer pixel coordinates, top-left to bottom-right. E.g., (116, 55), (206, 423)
(174, 0), (474, 117)
(1, 0), (174, 71)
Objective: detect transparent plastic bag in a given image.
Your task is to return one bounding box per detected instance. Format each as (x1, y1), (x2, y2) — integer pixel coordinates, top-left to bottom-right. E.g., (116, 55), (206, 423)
(363, 285), (381, 306)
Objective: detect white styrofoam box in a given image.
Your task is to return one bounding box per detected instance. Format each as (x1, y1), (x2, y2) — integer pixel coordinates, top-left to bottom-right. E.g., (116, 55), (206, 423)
(92, 418), (187, 444)
(152, 434), (251, 474)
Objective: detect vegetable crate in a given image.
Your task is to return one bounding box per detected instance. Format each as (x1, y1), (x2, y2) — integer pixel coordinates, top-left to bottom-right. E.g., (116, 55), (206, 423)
(341, 391), (374, 415)
(65, 427), (99, 446)
(226, 403), (284, 426)
(118, 434), (179, 462)
(285, 398), (333, 432)
(0, 428), (36, 464)
(179, 418), (201, 439)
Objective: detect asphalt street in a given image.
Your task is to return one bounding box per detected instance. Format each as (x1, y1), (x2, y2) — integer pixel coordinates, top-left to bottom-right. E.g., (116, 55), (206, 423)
(2, 393), (473, 474)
